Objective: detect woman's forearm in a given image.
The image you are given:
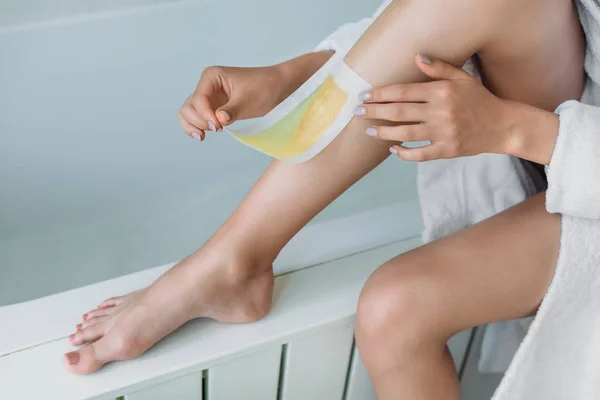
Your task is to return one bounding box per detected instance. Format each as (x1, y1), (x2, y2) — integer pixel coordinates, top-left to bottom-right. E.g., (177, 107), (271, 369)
(504, 101), (560, 165)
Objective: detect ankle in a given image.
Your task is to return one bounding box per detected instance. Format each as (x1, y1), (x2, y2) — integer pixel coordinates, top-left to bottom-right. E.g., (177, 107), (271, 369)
(205, 229), (277, 282)
(197, 250), (274, 323)
(231, 268), (274, 322)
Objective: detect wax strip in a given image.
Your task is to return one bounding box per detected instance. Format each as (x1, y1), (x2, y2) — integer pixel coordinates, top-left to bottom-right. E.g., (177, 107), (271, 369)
(226, 55), (372, 163)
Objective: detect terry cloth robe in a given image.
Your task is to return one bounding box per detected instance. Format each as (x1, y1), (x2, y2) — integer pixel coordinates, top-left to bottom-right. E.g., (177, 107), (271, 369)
(316, 1), (600, 399)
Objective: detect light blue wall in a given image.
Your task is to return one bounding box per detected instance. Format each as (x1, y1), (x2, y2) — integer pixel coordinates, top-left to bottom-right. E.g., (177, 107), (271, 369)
(0, 0), (417, 305)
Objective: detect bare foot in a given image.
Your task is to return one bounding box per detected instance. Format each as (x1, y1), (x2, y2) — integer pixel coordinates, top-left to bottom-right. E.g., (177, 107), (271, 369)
(64, 249), (274, 374)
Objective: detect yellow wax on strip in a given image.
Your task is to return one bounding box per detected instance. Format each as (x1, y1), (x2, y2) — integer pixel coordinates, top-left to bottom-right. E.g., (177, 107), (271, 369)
(227, 58), (371, 163)
(233, 76), (348, 159)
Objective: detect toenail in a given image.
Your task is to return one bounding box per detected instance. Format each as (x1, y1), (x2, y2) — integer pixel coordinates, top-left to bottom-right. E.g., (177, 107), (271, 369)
(65, 351), (80, 365)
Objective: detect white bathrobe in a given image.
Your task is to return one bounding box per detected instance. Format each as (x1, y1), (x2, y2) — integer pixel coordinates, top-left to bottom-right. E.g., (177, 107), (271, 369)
(317, 0), (600, 398)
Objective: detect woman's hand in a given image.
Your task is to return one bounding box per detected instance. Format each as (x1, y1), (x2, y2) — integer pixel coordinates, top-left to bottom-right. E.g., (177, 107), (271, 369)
(355, 55), (518, 161)
(178, 65), (286, 141)
(179, 51), (334, 141)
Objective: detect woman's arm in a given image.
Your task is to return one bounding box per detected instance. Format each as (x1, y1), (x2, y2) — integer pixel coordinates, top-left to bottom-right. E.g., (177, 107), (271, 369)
(177, 2), (386, 136)
(358, 56), (558, 162)
(361, 57), (600, 219)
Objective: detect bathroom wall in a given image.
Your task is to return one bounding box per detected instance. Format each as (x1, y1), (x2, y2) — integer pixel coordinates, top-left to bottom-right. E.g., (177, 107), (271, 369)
(0, 0), (418, 305)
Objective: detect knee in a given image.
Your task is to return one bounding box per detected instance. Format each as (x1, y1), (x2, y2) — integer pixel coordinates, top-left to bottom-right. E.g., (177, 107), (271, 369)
(355, 260), (448, 353)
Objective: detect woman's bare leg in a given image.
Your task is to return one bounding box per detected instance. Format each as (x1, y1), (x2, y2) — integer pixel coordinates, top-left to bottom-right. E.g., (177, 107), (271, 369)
(356, 194), (559, 400)
(64, 91), (393, 374)
(346, 0), (583, 108)
(64, 0), (583, 374)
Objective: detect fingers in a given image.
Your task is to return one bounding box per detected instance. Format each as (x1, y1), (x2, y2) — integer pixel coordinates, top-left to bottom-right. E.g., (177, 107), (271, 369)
(360, 80), (466, 111)
(180, 100), (211, 132)
(388, 143), (460, 162)
(361, 82), (435, 103)
(368, 125), (442, 161)
(178, 93), (223, 140)
(194, 66), (231, 128)
(190, 95), (223, 131)
(367, 124), (433, 143)
(216, 109), (232, 126)
(178, 112), (205, 141)
(415, 54), (473, 81)
(389, 144), (441, 162)
(216, 97), (244, 127)
(358, 54), (473, 105)
(356, 103), (428, 122)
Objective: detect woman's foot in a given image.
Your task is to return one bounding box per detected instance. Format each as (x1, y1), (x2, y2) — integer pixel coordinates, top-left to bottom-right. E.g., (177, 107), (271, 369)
(64, 248), (274, 374)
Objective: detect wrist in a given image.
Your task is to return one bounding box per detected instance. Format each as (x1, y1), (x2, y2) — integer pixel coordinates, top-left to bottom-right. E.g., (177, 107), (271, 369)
(501, 100), (560, 164)
(498, 100), (527, 156)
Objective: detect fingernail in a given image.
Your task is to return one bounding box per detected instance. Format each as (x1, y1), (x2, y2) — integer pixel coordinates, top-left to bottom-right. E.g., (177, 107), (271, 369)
(69, 334), (75, 341)
(359, 91), (372, 101)
(366, 127), (377, 137)
(76, 324), (82, 331)
(65, 351), (80, 365)
(353, 106), (366, 117)
(219, 110), (231, 122)
(419, 54), (431, 65)
(390, 147), (398, 155)
(191, 131), (202, 141)
(208, 120), (216, 132)
(82, 314), (87, 320)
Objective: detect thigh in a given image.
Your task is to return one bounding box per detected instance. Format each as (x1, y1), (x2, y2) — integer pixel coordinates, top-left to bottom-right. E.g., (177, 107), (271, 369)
(368, 193), (560, 335)
(479, 0), (585, 111)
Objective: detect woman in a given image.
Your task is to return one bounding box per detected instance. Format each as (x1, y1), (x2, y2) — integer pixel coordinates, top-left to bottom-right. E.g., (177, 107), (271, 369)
(66, 0), (596, 398)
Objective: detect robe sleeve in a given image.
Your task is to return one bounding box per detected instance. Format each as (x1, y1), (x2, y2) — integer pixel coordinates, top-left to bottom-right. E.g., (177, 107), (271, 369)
(546, 100), (600, 219)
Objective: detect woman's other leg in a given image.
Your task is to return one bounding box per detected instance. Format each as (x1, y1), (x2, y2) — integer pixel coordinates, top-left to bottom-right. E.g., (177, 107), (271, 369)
(356, 194), (559, 400)
(350, 1), (582, 398)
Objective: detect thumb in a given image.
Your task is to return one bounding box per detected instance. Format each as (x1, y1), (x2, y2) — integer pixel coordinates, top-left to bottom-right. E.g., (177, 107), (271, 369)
(216, 99), (240, 126)
(415, 54), (473, 81)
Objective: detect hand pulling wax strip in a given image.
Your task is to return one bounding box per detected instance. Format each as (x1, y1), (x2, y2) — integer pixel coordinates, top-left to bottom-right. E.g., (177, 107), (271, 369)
(225, 55), (372, 163)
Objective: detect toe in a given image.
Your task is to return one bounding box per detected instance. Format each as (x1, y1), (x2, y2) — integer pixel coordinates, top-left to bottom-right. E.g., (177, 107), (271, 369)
(98, 298), (118, 309)
(81, 316), (108, 330)
(70, 324), (104, 346)
(82, 307), (112, 322)
(98, 292), (136, 309)
(64, 340), (107, 374)
(64, 332), (143, 374)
